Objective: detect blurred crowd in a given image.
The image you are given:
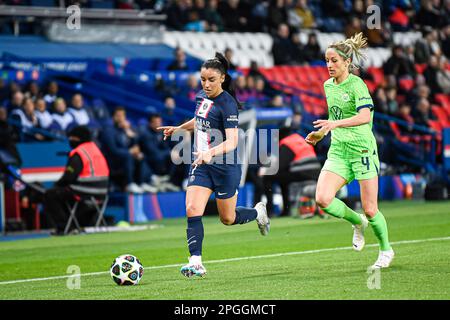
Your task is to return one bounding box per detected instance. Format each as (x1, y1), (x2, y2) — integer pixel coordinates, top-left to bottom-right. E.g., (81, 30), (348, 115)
(0, 79), (185, 194)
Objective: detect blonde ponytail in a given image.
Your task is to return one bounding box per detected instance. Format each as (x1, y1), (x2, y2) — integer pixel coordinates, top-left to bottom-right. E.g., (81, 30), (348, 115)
(328, 32), (368, 69)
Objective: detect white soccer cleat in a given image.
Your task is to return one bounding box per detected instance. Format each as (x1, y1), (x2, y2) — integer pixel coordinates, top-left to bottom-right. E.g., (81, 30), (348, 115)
(370, 248), (395, 269)
(126, 183), (144, 194)
(180, 256), (207, 278)
(255, 202), (270, 236)
(352, 213), (369, 251)
(140, 183), (158, 193)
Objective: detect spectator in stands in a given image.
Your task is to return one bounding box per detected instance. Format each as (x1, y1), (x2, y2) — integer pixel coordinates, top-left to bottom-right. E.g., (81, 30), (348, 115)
(386, 87), (399, 116)
(441, 25), (450, 57)
(139, 113), (180, 191)
(44, 81), (59, 106)
(50, 98), (75, 134)
(218, 0), (250, 32)
(162, 96), (178, 126)
(409, 84), (431, 108)
(321, 0), (347, 18)
(344, 16), (363, 39)
(184, 8), (207, 32)
(303, 33), (323, 63)
(68, 93), (92, 126)
(412, 98), (434, 127)
(167, 47), (189, 71)
(0, 106), (21, 169)
(247, 60), (266, 80)
(34, 98), (53, 131)
(272, 23), (297, 65)
(6, 90), (24, 111)
(388, 1), (414, 31)
(100, 106), (155, 194)
(293, 0), (316, 29)
(415, 0), (445, 29)
(365, 19), (391, 48)
(43, 126), (109, 235)
(224, 48), (237, 70)
(267, 95), (284, 108)
(397, 102), (415, 134)
(183, 74), (201, 101)
(10, 97), (43, 142)
(165, 0), (190, 30)
(415, 28), (442, 64)
(291, 33), (306, 64)
(374, 87), (389, 114)
(24, 81), (40, 101)
(436, 57), (450, 94)
(254, 77), (269, 100)
(267, 0), (289, 34)
(204, 0), (224, 32)
(235, 75), (250, 102)
(423, 55), (442, 95)
(383, 45), (416, 79)
(263, 126), (321, 217)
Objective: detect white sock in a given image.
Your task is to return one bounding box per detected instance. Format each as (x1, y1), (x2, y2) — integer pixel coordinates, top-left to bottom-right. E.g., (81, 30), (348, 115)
(189, 255), (202, 265)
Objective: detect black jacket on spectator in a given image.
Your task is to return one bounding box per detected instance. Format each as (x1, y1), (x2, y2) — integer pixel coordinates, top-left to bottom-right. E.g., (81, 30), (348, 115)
(139, 127), (171, 174)
(272, 36), (297, 65)
(383, 55), (416, 78)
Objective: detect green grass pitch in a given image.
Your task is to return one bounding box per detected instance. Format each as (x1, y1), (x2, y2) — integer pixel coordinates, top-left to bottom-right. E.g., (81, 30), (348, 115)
(0, 200), (449, 300)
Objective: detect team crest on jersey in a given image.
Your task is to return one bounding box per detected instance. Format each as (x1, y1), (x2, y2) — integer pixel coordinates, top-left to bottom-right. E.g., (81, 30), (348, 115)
(196, 98), (214, 118)
(342, 93), (350, 102)
(330, 106), (343, 120)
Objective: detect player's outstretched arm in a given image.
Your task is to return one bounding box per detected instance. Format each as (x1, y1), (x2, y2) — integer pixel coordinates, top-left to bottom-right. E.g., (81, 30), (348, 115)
(305, 127), (328, 146)
(157, 117), (196, 140)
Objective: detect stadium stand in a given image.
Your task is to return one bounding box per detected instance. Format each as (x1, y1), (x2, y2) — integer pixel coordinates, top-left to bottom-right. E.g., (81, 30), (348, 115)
(0, 0), (449, 233)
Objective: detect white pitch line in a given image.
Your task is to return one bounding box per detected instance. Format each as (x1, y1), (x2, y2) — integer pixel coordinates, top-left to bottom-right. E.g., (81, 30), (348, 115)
(0, 236), (449, 286)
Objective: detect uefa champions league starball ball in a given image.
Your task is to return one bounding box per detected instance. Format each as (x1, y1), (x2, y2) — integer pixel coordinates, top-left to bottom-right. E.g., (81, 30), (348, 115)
(110, 254), (144, 286)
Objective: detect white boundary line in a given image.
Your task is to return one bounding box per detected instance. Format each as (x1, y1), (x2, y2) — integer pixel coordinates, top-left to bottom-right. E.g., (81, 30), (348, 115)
(0, 236), (449, 286)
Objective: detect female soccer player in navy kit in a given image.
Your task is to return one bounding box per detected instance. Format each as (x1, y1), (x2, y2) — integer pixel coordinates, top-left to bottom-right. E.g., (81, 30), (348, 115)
(158, 53), (270, 278)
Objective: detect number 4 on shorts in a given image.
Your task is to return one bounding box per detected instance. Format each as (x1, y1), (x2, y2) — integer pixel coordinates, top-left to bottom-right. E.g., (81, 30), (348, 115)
(361, 156), (370, 171)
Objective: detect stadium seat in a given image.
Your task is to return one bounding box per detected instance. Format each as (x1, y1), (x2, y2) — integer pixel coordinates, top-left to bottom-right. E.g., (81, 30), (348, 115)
(367, 67), (385, 86)
(415, 64), (427, 74)
(89, 0), (115, 9)
(431, 105), (450, 128)
(398, 78), (415, 92)
(64, 194), (109, 235)
(30, 0), (56, 7)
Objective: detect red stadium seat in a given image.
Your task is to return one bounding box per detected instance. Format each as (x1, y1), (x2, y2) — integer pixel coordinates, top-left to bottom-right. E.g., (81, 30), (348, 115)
(364, 80), (377, 93)
(431, 105), (450, 128)
(367, 67), (385, 86)
(434, 93), (450, 112)
(389, 121), (410, 143)
(415, 64), (427, 74)
(398, 78), (415, 91)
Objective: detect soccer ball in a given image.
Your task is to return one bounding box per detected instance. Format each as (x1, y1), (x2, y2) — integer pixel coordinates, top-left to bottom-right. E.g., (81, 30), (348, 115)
(110, 254), (144, 286)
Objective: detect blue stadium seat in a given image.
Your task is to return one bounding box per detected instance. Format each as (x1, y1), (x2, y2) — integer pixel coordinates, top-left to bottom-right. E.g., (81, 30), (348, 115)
(30, 0), (56, 7)
(89, 0), (116, 9)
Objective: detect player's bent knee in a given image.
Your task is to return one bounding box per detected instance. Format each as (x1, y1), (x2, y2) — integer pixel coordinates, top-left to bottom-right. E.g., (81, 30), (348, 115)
(186, 203), (201, 217)
(362, 205), (377, 218)
(315, 195), (333, 209)
(219, 215), (235, 226)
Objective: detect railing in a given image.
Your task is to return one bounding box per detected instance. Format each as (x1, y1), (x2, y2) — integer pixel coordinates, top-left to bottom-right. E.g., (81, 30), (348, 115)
(0, 5), (166, 21)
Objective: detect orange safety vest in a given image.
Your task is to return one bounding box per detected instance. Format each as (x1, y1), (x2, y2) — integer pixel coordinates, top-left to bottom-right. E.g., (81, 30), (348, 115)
(69, 141), (109, 195)
(279, 133), (316, 162)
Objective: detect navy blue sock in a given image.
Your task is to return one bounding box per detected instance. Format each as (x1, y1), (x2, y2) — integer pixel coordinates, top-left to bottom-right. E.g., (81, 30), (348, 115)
(186, 216), (204, 256)
(233, 207), (258, 225)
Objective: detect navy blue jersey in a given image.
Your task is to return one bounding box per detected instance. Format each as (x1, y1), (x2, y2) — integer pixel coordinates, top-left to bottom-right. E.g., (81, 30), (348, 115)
(194, 90), (239, 165)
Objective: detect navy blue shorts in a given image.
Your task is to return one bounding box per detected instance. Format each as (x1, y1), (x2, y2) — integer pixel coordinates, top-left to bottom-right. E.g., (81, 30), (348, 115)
(187, 164), (241, 199)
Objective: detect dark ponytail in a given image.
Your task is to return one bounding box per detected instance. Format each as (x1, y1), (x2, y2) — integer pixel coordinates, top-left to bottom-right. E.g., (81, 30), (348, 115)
(202, 52), (242, 109)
